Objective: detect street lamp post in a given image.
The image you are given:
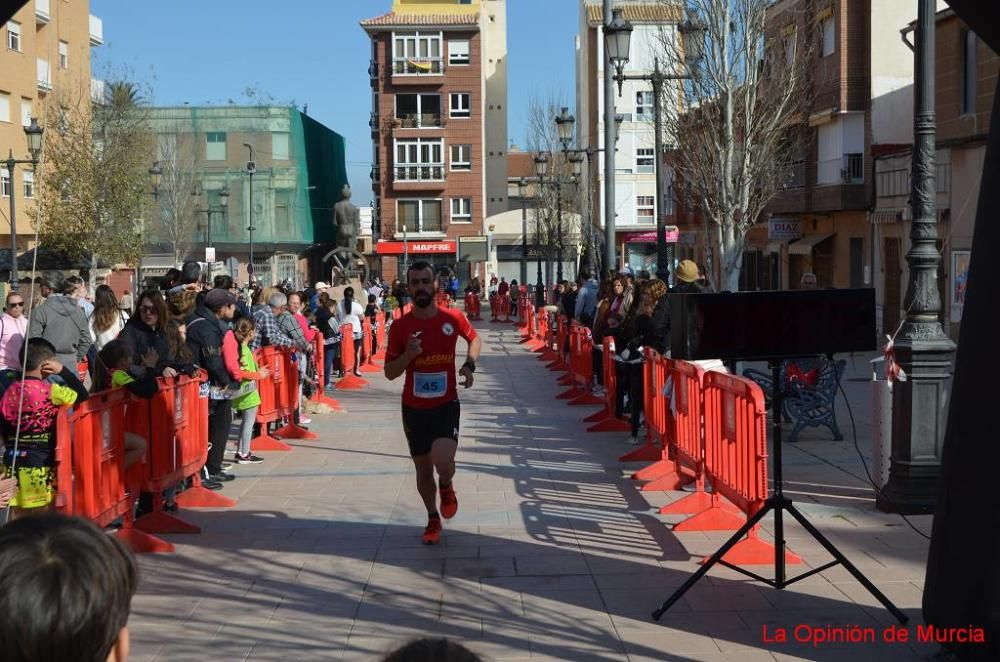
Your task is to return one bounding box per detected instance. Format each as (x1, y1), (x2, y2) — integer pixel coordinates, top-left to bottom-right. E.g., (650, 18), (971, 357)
(534, 154), (548, 306)
(4, 118), (44, 291)
(518, 177), (529, 285)
(199, 185), (229, 283)
(606, 7), (704, 283)
(243, 143), (256, 283)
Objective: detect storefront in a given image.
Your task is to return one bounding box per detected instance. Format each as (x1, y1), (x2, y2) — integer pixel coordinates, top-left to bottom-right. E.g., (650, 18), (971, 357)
(375, 240), (457, 282)
(494, 245), (578, 285)
(619, 227), (679, 276)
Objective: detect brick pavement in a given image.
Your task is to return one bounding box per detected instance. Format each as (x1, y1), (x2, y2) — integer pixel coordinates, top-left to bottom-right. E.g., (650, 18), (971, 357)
(129, 320), (936, 661)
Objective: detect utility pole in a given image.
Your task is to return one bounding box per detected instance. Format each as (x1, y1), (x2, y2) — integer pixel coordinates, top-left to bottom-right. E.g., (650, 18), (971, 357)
(603, 0), (617, 275)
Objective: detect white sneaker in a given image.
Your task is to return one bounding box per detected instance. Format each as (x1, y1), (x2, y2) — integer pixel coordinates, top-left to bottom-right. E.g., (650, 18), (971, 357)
(299, 416), (312, 425)
(627, 436), (639, 445)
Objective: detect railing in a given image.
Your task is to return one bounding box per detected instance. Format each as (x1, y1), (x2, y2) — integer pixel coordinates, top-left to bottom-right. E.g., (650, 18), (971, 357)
(397, 220), (444, 234)
(89, 14), (103, 45)
(396, 113), (443, 129)
(368, 60), (378, 79)
(393, 57), (443, 75)
(393, 164), (445, 182)
(369, 111), (378, 129)
(37, 58), (52, 92)
(782, 161), (805, 189)
(816, 153), (863, 185)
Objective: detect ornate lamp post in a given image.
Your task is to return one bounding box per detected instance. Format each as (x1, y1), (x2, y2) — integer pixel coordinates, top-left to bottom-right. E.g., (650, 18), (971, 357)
(534, 153), (548, 306)
(606, 7), (704, 282)
(518, 177), (529, 285)
(243, 143), (256, 282)
(148, 161), (162, 199)
(4, 118), (44, 291)
(198, 185), (229, 282)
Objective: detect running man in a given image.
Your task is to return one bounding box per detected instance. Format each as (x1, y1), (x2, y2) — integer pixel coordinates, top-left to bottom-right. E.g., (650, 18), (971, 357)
(385, 260), (482, 545)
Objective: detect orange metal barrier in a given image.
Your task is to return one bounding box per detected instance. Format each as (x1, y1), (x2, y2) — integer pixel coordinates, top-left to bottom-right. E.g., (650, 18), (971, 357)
(675, 371), (801, 565)
(335, 323), (368, 389)
(584, 337), (632, 433)
(558, 326), (603, 407)
(490, 294), (511, 323)
(359, 317), (381, 373)
(464, 292), (482, 320)
(77, 361), (89, 382)
(271, 348), (318, 441)
(619, 349), (668, 463)
(250, 347), (292, 451)
(374, 311), (388, 359)
(546, 315), (568, 370)
(310, 335), (343, 411)
(434, 293), (451, 308)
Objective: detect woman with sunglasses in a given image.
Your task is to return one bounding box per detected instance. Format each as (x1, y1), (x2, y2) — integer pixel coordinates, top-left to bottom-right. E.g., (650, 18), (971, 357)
(118, 289), (171, 378)
(0, 293), (28, 371)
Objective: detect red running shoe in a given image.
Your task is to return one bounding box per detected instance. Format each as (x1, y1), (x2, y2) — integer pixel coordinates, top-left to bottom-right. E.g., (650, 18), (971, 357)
(439, 483), (458, 519)
(422, 516), (442, 545)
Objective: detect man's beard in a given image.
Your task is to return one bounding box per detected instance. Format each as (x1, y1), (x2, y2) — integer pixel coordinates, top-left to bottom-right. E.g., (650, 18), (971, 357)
(413, 291), (433, 307)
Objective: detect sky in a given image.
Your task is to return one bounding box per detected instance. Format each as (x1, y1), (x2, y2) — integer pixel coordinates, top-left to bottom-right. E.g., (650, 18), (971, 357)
(91, 0), (582, 206)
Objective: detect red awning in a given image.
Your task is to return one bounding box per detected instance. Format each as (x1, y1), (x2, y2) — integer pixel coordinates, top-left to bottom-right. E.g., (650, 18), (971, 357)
(375, 240), (457, 255)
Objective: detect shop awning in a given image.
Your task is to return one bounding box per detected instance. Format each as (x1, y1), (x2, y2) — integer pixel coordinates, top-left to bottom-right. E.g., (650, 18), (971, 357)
(788, 233), (835, 255)
(870, 208), (903, 225)
(764, 241), (784, 254)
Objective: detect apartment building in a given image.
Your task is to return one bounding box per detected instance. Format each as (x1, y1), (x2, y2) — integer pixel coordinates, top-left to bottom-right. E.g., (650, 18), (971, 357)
(1, 0), (102, 260)
(755, 0), (947, 294)
(576, 0), (692, 274)
(873, 8), (997, 341)
(142, 106), (348, 287)
(362, 0), (508, 284)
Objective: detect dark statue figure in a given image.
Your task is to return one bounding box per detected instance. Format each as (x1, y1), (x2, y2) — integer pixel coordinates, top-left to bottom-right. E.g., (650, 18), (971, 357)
(332, 184), (360, 250)
(325, 184), (367, 286)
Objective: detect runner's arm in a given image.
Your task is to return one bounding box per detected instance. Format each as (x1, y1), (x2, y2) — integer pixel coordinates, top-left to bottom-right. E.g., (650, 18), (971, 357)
(384, 323), (416, 381)
(465, 334), (482, 365)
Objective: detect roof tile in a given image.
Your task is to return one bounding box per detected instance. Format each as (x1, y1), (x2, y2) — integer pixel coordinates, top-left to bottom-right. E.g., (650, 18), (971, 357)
(586, 2), (683, 25)
(361, 12), (479, 29)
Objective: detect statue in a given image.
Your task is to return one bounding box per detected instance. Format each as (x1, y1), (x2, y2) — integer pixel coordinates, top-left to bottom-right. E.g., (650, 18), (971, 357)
(332, 185), (360, 250)
(325, 184), (368, 287)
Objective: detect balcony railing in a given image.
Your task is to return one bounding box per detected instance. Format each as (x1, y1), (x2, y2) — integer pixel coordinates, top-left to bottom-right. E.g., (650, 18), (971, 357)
(37, 59), (52, 92)
(782, 161), (805, 189)
(392, 57), (443, 75)
(397, 220), (444, 234)
(394, 165), (445, 182)
(369, 111), (378, 129)
(36, 0), (51, 24)
(396, 113), (443, 129)
(89, 14), (103, 46)
(817, 153), (864, 185)
(368, 60), (378, 79)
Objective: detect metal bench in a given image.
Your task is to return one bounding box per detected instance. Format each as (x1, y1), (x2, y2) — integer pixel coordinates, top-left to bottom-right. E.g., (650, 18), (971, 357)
(743, 358), (845, 443)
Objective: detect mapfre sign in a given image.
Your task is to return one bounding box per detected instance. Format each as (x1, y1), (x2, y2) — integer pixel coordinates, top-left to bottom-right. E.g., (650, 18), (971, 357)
(374, 241), (457, 254)
(768, 218), (802, 241)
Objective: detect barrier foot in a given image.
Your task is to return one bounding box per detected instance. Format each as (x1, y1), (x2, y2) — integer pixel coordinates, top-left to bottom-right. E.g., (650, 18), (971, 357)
(584, 407), (611, 423)
(631, 459), (674, 481)
(556, 387), (584, 400)
(314, 393), (343, 411)
(660, 491), (715, 515)
(335, 374), (369, 390)
(674, 503), (746, 532)
(568, 392), (604, 406)
(273, 423), (319, 440)
(251, 432), (293, 452)
(546, 359), (565, 370)
(116, 526), (175, 554)
(587, 417), (632, 433)
(704, 534), (803, 566)
(135, 510), (201, 535)
(360, 363), (381, 373)
(176, 479), (237, 509)
(641, 471), (694, 492)
(618, 444), (662, 462)
(557, 374), (574, 385)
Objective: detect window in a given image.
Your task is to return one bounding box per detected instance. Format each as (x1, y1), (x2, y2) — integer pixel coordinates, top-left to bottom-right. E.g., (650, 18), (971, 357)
(272, 132), (289, 160)
(0, 169), (9, 198)
(636, 195), (655, 224)
(449, 39), (470, 65)
(783, 32), (796, 66)
(459, 0), (472, 4)
(274, 190), (290, 229)
(205, 131), (226, 161)
(21, 99), (31, 127)
(0, 92), (9, 123)
(450, 144), (471, 171)
(962, 30), (977, 115)
(636, 91), (654, 121)
(450, 197), (472, 223)
(59, 40), (68, 69)
(22, 170), (33, 199)
(6, 21), (20, 52)
(636, 148), (655, 174)
(819, 17), (834, 57)
(395, 138), (444, 181)
(395, 93), (442, 128)
(397, 199), (443, 233)
(450, 92), (471, 118)
(393, 31), (443, 75)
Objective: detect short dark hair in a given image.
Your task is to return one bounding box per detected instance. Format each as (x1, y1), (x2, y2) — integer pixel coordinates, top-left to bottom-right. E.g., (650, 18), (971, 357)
(24, 338), (56, 372)
(160, 268), (181, 290)
(0, 514), (137, 662)
(180, 261), (202, 285)
(368, 293), (376, 303)
(579, 268), (592, 281)
(407, 260), (434, 281)
(61, 275), (84, 296)
(213, 274), (234, 290)
(381, 638), (483, 662)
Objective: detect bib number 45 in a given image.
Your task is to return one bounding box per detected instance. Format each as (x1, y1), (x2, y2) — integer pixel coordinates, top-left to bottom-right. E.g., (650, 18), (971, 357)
(413, 371), (447, 398)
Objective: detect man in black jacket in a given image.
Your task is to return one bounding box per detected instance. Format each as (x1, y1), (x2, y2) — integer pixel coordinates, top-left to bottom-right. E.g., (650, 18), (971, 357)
(186, 289), (237, 487)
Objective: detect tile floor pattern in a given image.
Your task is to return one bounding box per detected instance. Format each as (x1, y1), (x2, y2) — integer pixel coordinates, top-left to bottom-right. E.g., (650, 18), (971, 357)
(129, 320), (937, 661)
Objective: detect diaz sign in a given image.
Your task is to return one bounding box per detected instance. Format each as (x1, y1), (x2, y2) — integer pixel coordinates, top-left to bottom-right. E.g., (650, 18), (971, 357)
(768, 218), (802, 241)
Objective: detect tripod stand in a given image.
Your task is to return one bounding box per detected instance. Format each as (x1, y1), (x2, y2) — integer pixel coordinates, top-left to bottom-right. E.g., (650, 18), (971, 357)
(652, 358), (908, 624)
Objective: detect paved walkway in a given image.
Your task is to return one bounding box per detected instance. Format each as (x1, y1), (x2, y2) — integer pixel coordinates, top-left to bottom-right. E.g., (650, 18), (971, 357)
(130, 319), (936, 661)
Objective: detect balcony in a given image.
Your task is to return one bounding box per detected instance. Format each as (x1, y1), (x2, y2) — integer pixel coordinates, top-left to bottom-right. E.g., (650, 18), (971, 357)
(393, 164), (446, 191)
(91, 78), (109, 104)
(391, 57), (443, 84)
(35, 0), (50, 24)
(395, 113), (443, 129)
(369, 111), (379, 133)
(817, 153), (863, 186)
(37, 58), (52, 93)
(89, 14), (103, 46)
(781, 161), (806, 189)
(368, 60), (378, 80)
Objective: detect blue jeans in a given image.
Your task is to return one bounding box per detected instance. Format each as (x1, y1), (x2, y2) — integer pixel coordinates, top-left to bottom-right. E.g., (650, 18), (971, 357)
(324, 342), (340, 386)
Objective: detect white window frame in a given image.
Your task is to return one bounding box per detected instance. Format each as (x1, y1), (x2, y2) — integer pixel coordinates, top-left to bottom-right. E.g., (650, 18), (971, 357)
(394, 138), (445, 182)
(636, 195), (655, 224)
(6, 21), (20, 52)
(392, 31), (444, 76)
(448, 39), (470, 65)
(450, 197), (472, 223)
(0, 92), (9, 124)
(0, 169), (10, 198)
(396, 198), (444, 234)
(205, 131), (226, 161)
(21, 99), (31, 127)
(394, 93), (443, 128)
(636, 147), (654, 174)
(820, 17), (834, 57)
(272, 132), (289, 160)
(450, 144), (471, 171)
(449, 92), (471, 118)
(22, 170), (33, 199)
(636, 91), (654, 121)
(59, 40), (68, 69)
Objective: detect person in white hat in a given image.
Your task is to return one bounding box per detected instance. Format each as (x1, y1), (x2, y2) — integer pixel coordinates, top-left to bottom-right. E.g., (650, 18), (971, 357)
(311, 282), (330, 311)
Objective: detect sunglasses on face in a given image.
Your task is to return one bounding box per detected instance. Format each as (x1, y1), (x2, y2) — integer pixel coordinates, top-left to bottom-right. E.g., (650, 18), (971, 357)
(7, 302), (24, 308)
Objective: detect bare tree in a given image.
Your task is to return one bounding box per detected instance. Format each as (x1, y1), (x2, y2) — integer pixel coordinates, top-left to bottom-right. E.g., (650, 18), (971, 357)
(153, 134), (200, 264)
(654, 0), (811, 290)
(30, 77), (154, 283)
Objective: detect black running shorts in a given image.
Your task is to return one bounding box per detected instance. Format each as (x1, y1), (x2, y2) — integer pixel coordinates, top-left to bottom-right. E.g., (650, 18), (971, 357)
(401, 400), (461, 457)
